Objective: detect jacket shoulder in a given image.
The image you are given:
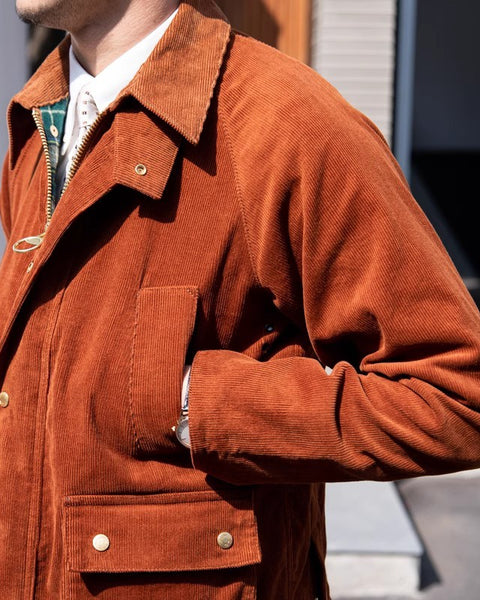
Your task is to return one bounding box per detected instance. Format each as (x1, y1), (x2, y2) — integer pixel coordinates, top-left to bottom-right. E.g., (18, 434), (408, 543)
(217, 32), (400, 197)
(218, 31), (392, 168)
(223, 31), (334, 101)
(220, 31), (373, 140)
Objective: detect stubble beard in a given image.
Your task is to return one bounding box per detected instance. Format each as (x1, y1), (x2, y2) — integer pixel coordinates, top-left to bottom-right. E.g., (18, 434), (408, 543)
(16, 0), (77, 30)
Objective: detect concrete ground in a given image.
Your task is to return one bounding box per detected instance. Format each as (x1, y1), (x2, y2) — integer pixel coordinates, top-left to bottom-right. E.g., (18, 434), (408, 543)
(336, 469), (480, 600)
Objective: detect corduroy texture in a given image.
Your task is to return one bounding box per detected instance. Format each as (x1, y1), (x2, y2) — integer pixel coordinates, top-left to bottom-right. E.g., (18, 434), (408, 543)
(64, 490), (260, 573)
(0, 0), (480, 598)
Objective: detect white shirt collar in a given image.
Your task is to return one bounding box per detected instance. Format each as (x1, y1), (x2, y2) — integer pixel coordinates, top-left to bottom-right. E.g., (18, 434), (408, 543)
(63, 8), (178, 145)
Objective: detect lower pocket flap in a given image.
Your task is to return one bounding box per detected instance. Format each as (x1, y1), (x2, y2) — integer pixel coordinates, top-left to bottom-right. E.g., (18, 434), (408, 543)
(64, 489), (261, 573)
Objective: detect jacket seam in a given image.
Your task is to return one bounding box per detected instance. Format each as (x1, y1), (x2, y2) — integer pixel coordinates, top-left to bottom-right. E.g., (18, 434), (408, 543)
(65, 505), (71, 593)
(26, 264), (73, 600)
(217, 102), (263, 290)
(128, 291), (142, 454)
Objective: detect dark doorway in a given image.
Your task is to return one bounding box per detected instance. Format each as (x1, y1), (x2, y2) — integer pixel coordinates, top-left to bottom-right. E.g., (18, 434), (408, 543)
(409, 0), (480, 304)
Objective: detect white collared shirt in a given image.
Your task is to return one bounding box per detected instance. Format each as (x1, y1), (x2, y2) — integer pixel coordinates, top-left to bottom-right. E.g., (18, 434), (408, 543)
(56, 8), (178, 189)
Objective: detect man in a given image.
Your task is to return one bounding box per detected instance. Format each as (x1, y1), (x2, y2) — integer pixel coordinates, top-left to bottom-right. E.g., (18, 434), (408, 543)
(1, 0), (479, 598)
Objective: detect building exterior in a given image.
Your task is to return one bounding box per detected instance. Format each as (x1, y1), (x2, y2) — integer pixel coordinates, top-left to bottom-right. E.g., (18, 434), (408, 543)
(312, 0), (397, 145)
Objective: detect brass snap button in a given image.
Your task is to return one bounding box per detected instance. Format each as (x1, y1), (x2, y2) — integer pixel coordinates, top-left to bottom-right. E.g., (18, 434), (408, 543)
(92, 534), (110, 552)
(0, 392), (10, 408)
(217, 532), (234, 550)
(134, 163), (147, 176)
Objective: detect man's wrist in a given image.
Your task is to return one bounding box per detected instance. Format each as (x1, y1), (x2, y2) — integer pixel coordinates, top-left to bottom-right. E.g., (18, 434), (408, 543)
(181, 365), (192, 410)
(176, 365), (192, 448)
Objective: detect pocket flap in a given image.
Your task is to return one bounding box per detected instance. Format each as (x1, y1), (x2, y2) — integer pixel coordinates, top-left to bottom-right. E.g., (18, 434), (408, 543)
(64, 489), (261, 573)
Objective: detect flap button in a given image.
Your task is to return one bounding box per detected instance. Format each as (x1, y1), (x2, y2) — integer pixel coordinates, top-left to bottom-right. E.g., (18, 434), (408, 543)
(217, 532), (233, 550)
(92, 534), (110, 552)
(135, 163), (147, 176)
(0, 392), (9, 408)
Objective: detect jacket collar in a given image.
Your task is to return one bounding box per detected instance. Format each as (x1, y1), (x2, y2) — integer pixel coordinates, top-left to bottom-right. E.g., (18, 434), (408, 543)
(11, 0), (231, 146)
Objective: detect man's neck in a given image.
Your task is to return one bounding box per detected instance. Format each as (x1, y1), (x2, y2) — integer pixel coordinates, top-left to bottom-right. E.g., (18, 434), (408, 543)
(71, 0), (180, 76)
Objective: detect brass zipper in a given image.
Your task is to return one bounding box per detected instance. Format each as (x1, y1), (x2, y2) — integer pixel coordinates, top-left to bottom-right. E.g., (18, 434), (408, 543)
(12, 109), (52, 253)
(12, 108), (103, 254)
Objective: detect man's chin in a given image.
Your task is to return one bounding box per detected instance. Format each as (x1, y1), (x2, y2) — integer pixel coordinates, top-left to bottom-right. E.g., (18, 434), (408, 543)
(16, 1), (58, 27)
(16, 7), (44, 26)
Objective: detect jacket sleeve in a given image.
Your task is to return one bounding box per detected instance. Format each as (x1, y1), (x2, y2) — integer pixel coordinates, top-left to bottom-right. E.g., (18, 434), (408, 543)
(188, 84), (480, 486)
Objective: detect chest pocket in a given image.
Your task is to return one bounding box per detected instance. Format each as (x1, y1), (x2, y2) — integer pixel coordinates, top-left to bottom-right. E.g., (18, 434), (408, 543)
(129, 286), (198, 455)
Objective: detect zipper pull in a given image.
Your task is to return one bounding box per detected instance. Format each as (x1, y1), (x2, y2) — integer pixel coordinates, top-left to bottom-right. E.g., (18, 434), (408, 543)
(12, 233), (45, 253)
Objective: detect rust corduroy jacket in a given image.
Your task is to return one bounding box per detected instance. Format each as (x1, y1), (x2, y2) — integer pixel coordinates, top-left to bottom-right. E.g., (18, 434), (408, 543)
(1, 1), (480, 598)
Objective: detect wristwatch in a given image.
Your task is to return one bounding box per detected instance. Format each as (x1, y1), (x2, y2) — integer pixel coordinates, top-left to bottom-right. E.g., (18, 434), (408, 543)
(175, 408), (190, 448)
(175, 365), (191, 448)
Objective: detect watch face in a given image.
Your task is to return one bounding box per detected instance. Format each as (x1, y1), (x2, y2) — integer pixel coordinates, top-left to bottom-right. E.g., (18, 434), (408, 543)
(176, 416), (190, 448)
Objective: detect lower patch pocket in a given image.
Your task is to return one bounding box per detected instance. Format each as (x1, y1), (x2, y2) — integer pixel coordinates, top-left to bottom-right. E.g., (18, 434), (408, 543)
(63, 489), (261, 599)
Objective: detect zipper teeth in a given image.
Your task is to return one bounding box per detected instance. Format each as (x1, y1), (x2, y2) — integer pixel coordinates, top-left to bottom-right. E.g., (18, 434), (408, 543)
(58, 112), (104, 203)
(6, 103), (15, 160)
(12, 108), (104, 254)
(32, 108), (54, 227)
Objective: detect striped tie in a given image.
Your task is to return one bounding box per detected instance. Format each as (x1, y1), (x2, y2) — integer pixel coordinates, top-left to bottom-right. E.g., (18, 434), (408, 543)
(74, 86), (99, 155)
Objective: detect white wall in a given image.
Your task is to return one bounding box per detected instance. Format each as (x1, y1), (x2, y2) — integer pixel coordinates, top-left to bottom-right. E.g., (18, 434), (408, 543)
(311, 0), (397, 145)
(0, 4), (28, 252)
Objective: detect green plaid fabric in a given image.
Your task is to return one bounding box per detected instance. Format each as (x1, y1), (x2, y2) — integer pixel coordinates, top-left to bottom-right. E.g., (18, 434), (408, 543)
(39, 98), (68, 205)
